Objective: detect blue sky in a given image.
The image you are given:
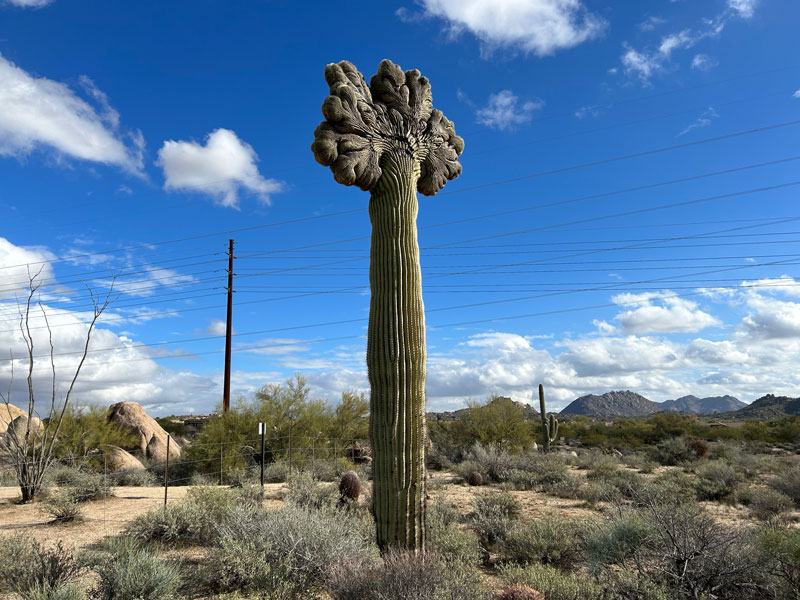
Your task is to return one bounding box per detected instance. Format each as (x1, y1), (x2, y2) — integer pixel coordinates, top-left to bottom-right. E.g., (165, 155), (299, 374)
(1, 0), (800, 415)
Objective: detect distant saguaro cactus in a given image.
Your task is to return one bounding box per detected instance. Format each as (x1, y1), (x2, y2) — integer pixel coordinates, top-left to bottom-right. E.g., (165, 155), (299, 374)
(539, 384), (558, 453)
(312, 59), (463, 552)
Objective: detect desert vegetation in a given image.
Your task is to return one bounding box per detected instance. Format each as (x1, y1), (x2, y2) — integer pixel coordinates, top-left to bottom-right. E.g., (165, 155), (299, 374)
(1, 385), (799, 599)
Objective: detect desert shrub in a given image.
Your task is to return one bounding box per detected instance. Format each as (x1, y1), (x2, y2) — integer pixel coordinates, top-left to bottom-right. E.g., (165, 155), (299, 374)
(576, 481), (608, 505)
(758, 525), (800, 598)
(587, 468), (647, 502)
(89, 538), (182, 600)
(616, 495), (767, 600)
(577, 450), (618, 474)
(429, 521), (483, 567)
(770, 464), (800, 505)
(44, 464), (85, 486)
(208, 504), (379, 597)
(650, 436), (697, 466)
(651, 469), (696, 502)
(694, 460), (743, 502)
(428, 496), (461, 529)
(20, 582), (86, 600)
(462, 444), (520, 482)
(596, 571), (672, 600)
(264, 460), (294, 483)
(0, 537), (82, 596)
(0, 468), (16, 486)
(453, 459), (484, 484)
(499, 563), (603, 600)
(542, 474), (583, 499)
(495, 584), (544, 600)
(527, 454), (569, 486)
(586, 513), (653, 572)
(327, 552), (491, 600)
(500, 515), (587, 570)
(284, 470), (338, 510)
(622, 452), (657, 473)
(469, 492), (522, 548)
(112, 468), (157, 487)
(741, 486), (796, 521)
(54, 469), (111, 503)
(309, 457), (357, 482)
(41, 491), (82, 523)
(126, 486), (255, 545)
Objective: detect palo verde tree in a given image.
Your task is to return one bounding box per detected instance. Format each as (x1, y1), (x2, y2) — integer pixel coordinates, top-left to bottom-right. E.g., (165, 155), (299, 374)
(312, 59), (464, 551)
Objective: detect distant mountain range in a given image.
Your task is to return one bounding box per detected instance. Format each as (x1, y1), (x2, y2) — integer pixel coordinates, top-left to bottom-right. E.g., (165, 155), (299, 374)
(426, 391), (799, 421)
(559, 391), (746, 417)
(717, 394), (800, 420)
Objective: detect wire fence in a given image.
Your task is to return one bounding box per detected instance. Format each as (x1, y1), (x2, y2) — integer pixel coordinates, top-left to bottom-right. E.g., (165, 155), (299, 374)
(0, 433), (371, 535)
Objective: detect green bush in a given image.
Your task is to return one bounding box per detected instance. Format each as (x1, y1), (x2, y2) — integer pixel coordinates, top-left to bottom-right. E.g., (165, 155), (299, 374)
(741, 486), (795, 521)
(125, 485), (257, 545)
(47, 469), (111, 503)
(469, 492), (522, 548)
(650, 436), (697, 466)
(41, 491), (82, 523)
(327, 552), (491, 600)
(208, 504), (379, 597)
(622, 452), (657, 473)
(112, 468), (157, 487)
(500, 516), (586, 570)
(758, 525), (800, 597)
(0, 538), (82, 596)
(542, 474), (583, 499)
(770, 464), (800, 506)
(18, 582), (86, 600)
(283, 470), (338, 510)
(586, 513), (652, 572)
(499, 563), (603, 600)
(428, 498), (482, 567)
(577, 450), (618, 475)
(88, 538), (182, 600)
(264, 460), (295, 483)
(694, 460), (743, 502)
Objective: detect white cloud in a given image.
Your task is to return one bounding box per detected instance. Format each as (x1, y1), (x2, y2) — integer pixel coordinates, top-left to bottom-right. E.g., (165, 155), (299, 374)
(4, 0), (53, 7)
(621, 44), (661, 83)
(593, 319), (616, 335)
(691, 53), (718, 71)
(685, 338), (748, 364)
(739, 296), (800, 339)
(638, 16), (666, 32)
(413, 0), (605, 57)
(574, 105), (601, 119)
(156, 128), (283, 209)
(0, 54), (143, 173)
(475, 90), (544, 131)
(557, 335), (680, 377)
(612, 292), (721, 333)
(678, 105), (719, 136)
(793, 89), (800, 99)
(208, 319), (227, 336)
(728, 0), (758, 19)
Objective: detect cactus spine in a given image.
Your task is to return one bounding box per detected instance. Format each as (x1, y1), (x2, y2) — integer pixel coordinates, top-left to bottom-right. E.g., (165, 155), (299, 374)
(311, 60), (463, 552)
(539, 384), (558, 453)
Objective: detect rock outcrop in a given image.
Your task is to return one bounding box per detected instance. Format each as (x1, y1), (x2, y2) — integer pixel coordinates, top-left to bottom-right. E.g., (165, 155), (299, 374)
(107, 401), (180, 463)
(104, 445), (145, 472)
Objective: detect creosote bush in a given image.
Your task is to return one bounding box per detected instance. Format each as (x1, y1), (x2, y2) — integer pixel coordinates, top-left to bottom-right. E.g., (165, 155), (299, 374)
(470, 492), (522, 549)
(284, 470), (338, 510)
(208, 504), (379, 597)
(0, 537), (82, 596)
(501, 515), (587, 570)
(694, 459), (744, 502)
(41, 491), (82, 523)
(770, 463), (800, 505)
(428, 497), (482, 567)
(327, 552), (491, 600)
(87, 538), (182, 600)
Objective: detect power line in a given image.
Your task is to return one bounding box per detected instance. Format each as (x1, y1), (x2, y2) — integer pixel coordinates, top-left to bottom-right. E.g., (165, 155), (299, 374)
(3, 119), (799, 271)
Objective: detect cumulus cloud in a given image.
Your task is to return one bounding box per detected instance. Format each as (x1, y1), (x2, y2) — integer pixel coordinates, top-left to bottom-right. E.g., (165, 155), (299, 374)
(612, 292), (720, 334)
(156, 128), (283, 209)
(410, 0), (605, 57)
(678, 106), (719, 136)
(691, 53), (718, 71)
(4, 0), (53, 7)
(475, 90), (544, 131)
(728, 0), (758, 19)
(0, 53), (143, 173)
(0, 238), (56, 300)
(685, 338), (748, 364)
(739, 296), (800, 339)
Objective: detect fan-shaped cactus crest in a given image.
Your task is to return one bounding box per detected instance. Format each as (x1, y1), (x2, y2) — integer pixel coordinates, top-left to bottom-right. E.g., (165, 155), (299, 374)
(312, 59), (463, 552)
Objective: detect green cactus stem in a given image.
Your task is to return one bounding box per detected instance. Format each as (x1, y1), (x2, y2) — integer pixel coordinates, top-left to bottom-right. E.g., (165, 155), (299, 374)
(311, 59), (463, 552)
(539, 384), (558, 453)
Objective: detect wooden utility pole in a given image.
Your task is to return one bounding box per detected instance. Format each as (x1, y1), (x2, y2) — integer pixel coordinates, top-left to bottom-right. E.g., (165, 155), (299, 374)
(223, 239), (234, 412)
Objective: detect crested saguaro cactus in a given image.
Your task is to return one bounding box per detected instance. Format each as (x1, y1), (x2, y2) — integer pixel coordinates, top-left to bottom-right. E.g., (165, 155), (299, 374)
(539, 384), (558, 453)
(311, 60), (464, 551)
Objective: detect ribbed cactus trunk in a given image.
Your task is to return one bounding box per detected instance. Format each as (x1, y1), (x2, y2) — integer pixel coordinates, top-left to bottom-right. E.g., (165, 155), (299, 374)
(367, 152), (427, 552)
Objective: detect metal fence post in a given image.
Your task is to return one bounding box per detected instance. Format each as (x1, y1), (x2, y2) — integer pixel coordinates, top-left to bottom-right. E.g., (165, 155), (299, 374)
(164, 436), (170, 507)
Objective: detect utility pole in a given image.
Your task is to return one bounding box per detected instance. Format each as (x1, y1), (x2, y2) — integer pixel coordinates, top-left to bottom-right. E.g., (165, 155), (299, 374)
(223, 239), (234, 413)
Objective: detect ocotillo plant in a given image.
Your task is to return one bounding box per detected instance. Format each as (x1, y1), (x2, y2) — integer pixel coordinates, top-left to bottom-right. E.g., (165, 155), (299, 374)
(311, 60), (464, 552)
(539, 384), (558, 453)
